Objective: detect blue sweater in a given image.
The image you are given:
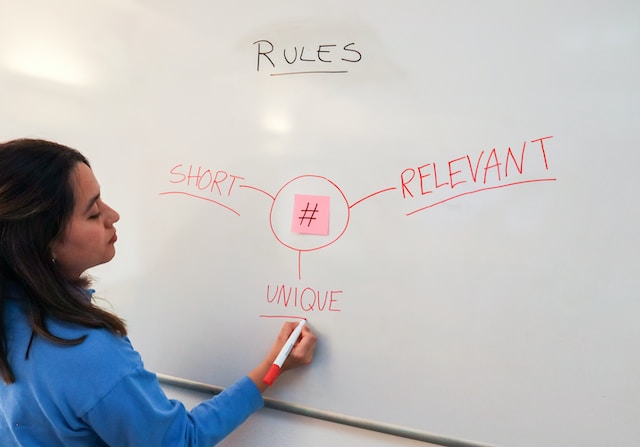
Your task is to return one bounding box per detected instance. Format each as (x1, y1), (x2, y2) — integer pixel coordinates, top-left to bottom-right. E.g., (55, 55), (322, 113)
(0, 290), (264, 447)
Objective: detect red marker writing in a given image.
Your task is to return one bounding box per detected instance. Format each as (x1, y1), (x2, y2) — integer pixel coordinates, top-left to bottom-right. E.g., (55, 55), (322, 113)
(263, 319), (307, 386)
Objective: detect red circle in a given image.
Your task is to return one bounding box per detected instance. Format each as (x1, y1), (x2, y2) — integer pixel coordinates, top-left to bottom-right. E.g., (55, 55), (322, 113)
(269, 175), (350, 252)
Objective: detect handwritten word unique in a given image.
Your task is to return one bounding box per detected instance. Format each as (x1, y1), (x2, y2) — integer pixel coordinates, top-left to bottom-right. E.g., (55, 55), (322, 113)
(266, 284), (342, 312)
(253, 39), (362, 75)
(400, 136), (555, 215)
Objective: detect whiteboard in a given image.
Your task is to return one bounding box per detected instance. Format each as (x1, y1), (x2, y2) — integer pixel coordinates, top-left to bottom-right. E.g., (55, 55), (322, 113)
(1, 1), (639, 446)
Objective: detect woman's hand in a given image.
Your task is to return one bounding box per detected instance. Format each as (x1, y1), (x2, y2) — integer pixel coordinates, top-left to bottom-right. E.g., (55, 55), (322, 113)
(249, 321), (317, 393)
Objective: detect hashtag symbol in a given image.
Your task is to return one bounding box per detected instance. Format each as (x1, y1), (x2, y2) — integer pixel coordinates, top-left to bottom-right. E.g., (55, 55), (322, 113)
(298, 202), (319, 227)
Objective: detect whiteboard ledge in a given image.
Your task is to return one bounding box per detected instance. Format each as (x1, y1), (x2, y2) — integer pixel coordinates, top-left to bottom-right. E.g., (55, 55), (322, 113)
(157, 373), (498, 447)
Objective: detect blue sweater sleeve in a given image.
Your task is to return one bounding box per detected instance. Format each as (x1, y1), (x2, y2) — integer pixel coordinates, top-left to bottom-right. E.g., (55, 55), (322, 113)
(82, 367), (263, 447)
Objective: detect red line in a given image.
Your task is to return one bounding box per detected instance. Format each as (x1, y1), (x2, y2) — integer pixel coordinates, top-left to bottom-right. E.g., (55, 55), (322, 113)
(159, 191), (241, 216)
(406, 178), (557, 216)
(350, 187), (397, 209)
(297, 251), (302, 280)
(240, 184), (275, 201)
(259, 315), (307, 320)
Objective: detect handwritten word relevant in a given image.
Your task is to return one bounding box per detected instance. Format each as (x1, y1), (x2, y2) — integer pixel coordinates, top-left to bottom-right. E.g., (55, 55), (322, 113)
(400, 136), (555, 216)
(159, 164), (246, 216)
(253, 40), (362, 75)
(266, 284), (342, 312)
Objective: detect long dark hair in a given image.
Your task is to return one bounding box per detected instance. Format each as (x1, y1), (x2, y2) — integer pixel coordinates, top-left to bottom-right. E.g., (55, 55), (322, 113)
(0, 138), (127, 384)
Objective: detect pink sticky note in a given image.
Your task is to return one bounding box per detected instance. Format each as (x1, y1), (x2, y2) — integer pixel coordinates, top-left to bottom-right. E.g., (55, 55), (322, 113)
(291, 194), (330, 235)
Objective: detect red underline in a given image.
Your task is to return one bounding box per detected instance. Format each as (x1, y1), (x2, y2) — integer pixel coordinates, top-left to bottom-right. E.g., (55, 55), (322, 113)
(259, 315), (307, 320)
(406, 178), (557, 216)
(158, 191), (241, 216)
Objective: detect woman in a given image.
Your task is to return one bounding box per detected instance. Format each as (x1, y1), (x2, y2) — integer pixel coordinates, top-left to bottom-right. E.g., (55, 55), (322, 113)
(0, 138), (316, 446)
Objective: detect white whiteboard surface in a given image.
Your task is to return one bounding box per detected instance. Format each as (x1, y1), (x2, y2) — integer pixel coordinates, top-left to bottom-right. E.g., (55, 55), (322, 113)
(1, 1), (639, 446)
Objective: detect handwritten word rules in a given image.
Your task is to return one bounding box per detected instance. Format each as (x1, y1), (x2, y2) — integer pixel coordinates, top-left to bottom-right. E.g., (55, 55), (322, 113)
(254, 40), (362, 73)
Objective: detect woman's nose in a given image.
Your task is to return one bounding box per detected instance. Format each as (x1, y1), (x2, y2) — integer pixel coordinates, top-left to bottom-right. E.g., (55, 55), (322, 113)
(104, 203), (120, 224)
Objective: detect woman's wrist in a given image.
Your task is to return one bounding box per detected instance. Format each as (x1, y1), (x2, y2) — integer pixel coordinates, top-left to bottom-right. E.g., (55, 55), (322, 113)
(248, 359), (273, 394)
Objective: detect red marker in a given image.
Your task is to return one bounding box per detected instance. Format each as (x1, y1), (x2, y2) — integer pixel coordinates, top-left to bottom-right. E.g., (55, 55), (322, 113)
(263, 319), (307, 386)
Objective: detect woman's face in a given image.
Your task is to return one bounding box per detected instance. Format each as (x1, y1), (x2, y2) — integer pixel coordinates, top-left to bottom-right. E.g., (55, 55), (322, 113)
(51, 162), (120, 279)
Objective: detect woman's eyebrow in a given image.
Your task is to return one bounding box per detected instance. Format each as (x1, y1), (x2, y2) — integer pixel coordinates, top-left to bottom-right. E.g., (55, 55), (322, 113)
(83, 194), (101, 214)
